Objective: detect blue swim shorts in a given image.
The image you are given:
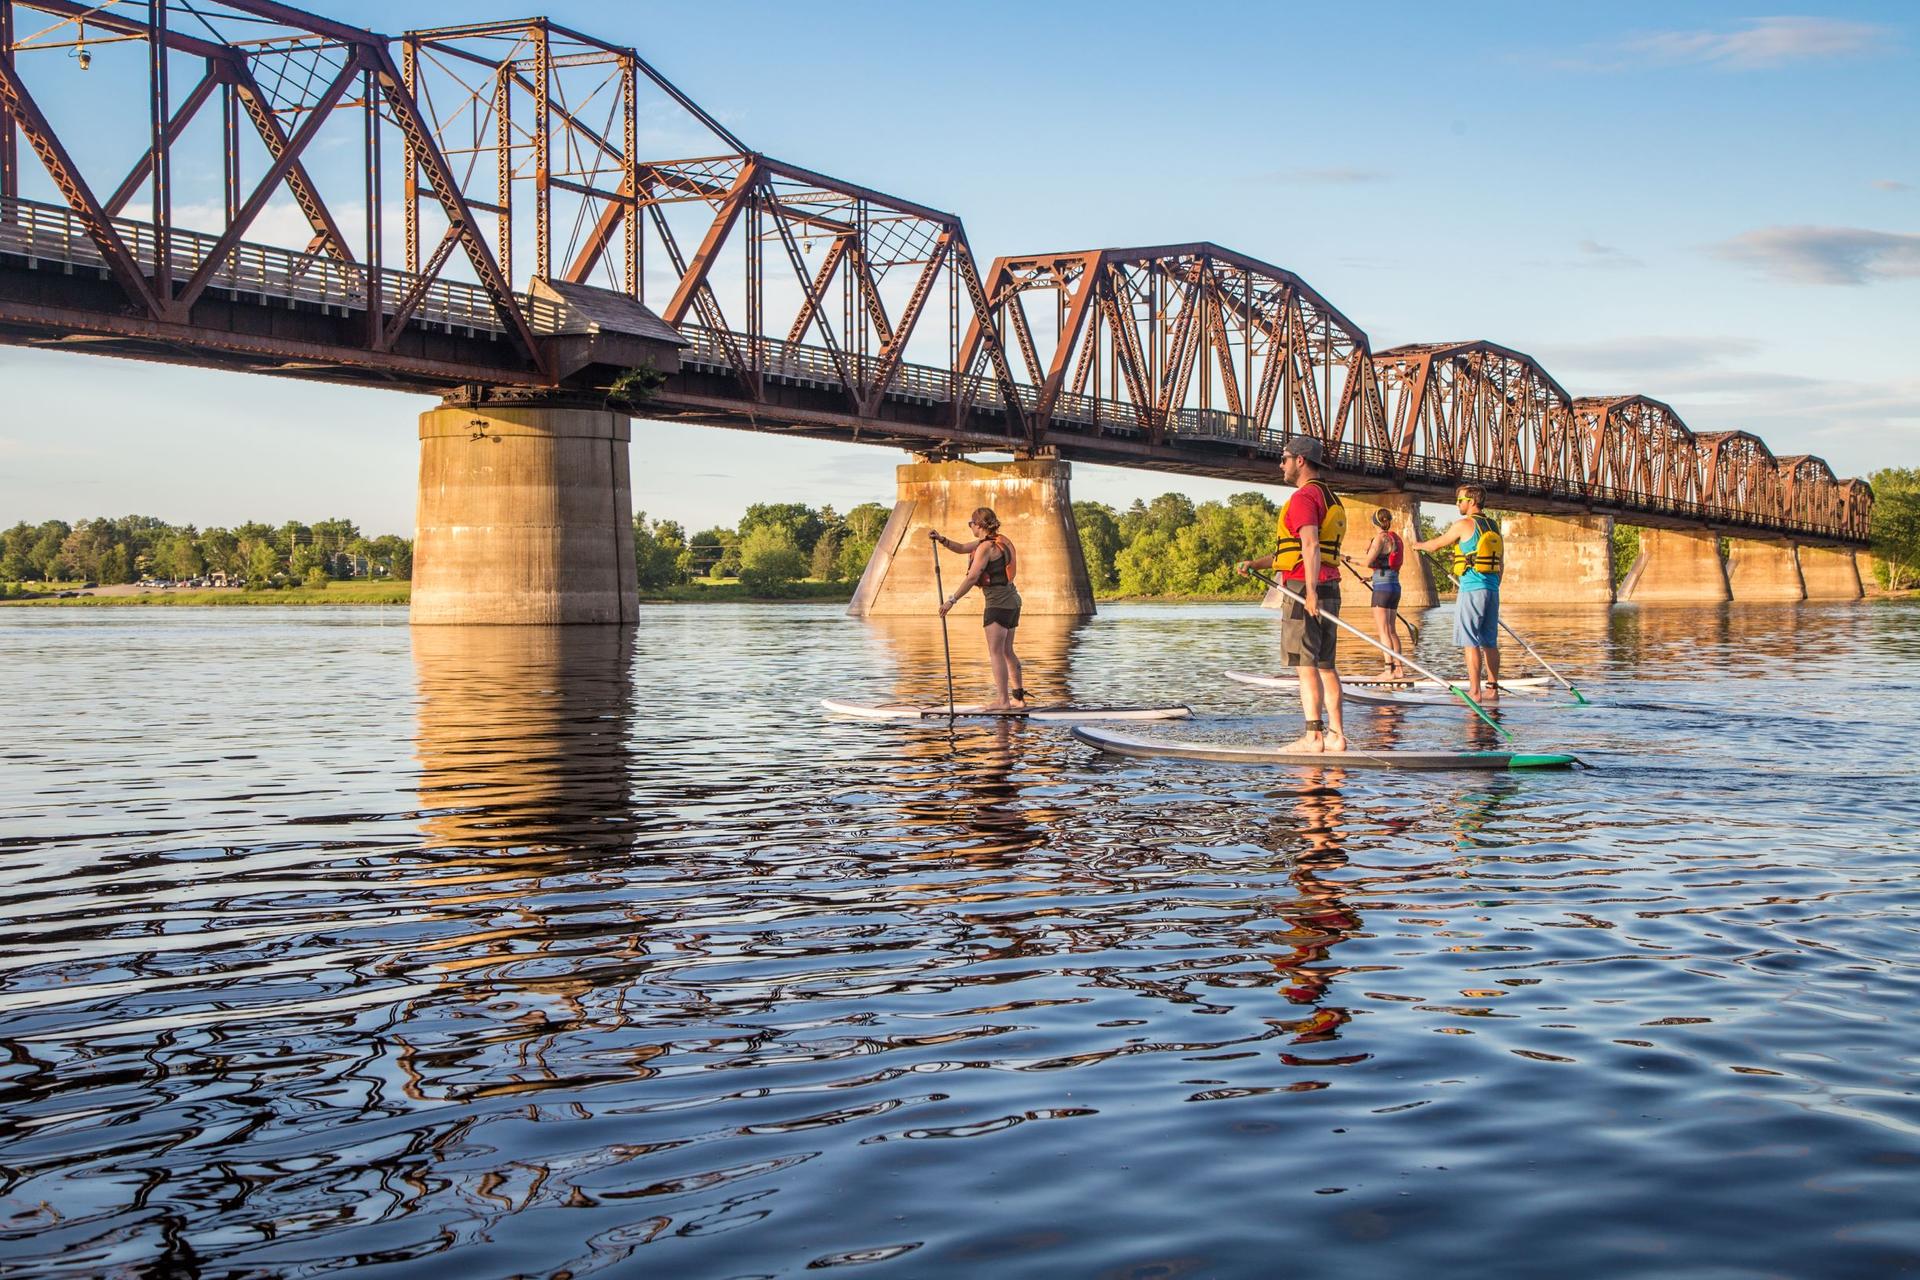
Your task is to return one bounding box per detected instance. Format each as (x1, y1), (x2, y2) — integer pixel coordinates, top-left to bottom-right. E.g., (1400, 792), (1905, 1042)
(1454, 586), (1500, 649)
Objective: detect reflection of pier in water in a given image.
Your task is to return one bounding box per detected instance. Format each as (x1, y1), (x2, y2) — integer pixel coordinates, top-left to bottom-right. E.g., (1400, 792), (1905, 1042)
(405, 625), (650, 1110)
(413, 626), (637, 852)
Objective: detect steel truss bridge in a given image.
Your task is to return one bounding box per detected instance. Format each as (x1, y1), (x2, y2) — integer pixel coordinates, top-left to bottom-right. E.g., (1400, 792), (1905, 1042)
(0, 1), (1870, 546)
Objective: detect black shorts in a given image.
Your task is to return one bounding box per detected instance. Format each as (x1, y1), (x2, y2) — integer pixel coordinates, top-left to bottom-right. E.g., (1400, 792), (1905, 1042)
(1371, 583), (1402, 610)
(1280, 582), (1340, 670)
(982, 606), (1020, 630)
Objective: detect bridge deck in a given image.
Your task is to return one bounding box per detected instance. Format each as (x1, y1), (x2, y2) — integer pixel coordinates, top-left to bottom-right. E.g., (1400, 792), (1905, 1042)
(0, 196), (1864, 546)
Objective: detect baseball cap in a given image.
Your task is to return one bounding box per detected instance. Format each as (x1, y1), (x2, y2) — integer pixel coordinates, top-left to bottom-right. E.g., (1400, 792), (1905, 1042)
(1282, 436), (1324, 464)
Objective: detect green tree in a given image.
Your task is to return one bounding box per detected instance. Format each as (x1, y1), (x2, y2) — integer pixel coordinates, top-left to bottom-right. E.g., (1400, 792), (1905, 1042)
(1611, 525), (1642, 588)
(1, 522), (37, 581)
(368, 535), (412, 580)
(738, 502), (827, 557)
(154, 533), (204, 580)
(690, 526), (741, 578)
(633, 513), (690, 590)
(244, 539), (281, 588)
(737, 523), (808, 594)
(27, 520), (69, 580)
(1114, 527), (1175, 596)
(844, 502), (889, 543)
(1073, 501), (1121, 591)
(97, 544), (131, 584)
(310, 518), (361, 554)
(56, 521), (118, 581)
(1868, 468), (1920, 589)
(810, 527), (844, 582)
(832, 502), (890, 582)
(290, 543), (329, 581)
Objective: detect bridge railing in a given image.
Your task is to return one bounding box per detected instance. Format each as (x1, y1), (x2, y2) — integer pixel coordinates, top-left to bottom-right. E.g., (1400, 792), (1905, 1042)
(0, 202), (1860, 541)
(0, 195), (547, 335)
(677, 322), (1858, 539)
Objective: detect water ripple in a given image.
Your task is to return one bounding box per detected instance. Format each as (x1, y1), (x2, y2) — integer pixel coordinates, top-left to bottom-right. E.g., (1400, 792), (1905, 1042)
(2, 602), (1918, 1276)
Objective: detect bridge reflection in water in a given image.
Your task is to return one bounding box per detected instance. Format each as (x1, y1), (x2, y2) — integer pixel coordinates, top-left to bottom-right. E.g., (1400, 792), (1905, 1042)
(413, 626), (637, 851)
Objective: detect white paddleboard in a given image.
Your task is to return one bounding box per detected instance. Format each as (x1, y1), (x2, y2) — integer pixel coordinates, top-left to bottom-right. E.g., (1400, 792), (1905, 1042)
(1073, 725), (1576, 771)
(823, 698), (1191, 722)
(1226, 671), (1554, 691)
(1225, 671), (1554, 701)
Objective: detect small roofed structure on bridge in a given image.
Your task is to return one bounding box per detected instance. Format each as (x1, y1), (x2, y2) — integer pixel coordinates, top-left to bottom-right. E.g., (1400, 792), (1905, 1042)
(962, 243), (1384, 463)
(1370, 341), (1583, 496)
(528, 278), (685, 382)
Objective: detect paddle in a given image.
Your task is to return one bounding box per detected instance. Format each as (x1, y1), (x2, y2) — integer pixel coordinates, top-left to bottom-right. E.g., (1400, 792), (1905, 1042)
(1433, 563), (1589, 705)
(1242, 565), (1513, 742)
(930, 534), (957, 722)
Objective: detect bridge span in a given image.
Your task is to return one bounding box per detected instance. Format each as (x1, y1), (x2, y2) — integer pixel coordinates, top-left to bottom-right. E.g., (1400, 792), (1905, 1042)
(0, 3), (1872, 620)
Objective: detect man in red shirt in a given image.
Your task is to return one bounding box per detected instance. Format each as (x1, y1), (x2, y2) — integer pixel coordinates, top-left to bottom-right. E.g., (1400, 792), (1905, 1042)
(1237, 436), (1347, 753)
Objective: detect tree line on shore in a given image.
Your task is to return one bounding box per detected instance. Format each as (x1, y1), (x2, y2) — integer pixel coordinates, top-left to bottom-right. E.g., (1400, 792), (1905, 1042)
(1869, 468), (1919, 590)
(11, 467), (1912, 599)
(631, 502), (894, 595)
(1, 516), (411, 589)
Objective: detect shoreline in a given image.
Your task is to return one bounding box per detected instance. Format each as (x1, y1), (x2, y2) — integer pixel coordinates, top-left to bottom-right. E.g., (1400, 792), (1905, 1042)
(9, 584), (1910, 608)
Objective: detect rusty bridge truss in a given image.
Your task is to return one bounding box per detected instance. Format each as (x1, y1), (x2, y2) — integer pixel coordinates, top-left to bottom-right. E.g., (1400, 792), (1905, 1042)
(0, 0), (1870, 544)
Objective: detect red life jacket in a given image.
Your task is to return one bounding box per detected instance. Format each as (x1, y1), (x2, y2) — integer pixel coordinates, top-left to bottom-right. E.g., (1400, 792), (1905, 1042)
(1370, 530), (1404, 571)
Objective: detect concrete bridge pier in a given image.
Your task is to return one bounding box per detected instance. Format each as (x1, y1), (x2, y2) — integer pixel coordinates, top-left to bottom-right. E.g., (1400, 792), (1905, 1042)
(412, 393), (638, 625)
(1497, 513), (1616, 604)
(1798, 546), (1863, 600)
(1260, 491), (1436, 610)
(1342, 492), (1437, 608)
(1726, 539), (1804, 601)
(849, 456), (1095, 617)
(1619, 528), (1731, 604)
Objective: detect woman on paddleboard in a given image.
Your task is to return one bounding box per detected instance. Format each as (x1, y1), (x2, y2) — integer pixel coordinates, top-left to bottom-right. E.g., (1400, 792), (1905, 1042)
(933, 508), (1025, 711)
(1359, 508), (1409, 680)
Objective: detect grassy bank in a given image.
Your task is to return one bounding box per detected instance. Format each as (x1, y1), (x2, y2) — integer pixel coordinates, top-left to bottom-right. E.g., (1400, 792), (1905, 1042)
(640, 579), (855, 603)
(1, 581), (410, 607)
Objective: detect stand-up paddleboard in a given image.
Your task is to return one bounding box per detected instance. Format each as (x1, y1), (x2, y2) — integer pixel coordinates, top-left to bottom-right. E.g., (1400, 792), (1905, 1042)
(1224, 672), (1559, 705)
(823, 698), (1191, 722)
(1073, 725), (1577, 771)
(1225, 671), (1554, 693)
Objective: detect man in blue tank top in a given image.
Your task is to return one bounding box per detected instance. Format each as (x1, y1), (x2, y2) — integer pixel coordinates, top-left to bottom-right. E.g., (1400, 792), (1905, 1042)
(1412, 484), (1504, 701)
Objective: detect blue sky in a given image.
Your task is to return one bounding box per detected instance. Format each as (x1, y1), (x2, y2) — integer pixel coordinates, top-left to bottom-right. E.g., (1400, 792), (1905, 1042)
(2, 1), (1915, 534)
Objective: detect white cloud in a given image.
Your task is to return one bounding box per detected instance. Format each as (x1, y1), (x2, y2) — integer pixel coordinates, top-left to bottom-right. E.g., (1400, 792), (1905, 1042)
(1711, 225), (1920, 285)
(1529, 335), (1762, 375)
(1625, 16), (1889, 68)
(1574, 238), (1646, 269)
(1871, 179), (1911, 193)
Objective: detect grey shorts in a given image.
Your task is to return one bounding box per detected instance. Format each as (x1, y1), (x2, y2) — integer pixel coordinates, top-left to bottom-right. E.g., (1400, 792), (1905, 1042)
(1281, 582), (1341, 670)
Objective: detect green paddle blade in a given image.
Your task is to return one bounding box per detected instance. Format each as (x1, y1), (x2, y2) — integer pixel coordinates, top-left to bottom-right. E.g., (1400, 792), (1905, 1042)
(1507, 753), (1579, 770)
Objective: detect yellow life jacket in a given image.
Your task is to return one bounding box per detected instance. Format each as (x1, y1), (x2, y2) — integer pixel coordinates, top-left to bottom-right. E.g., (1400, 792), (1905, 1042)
(1452, 514), (1503, 578)
(1274, 481), (1345, 573)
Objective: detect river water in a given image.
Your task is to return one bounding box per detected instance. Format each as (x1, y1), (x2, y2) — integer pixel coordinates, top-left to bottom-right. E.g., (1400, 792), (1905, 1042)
(3, 601), (1918, 1278)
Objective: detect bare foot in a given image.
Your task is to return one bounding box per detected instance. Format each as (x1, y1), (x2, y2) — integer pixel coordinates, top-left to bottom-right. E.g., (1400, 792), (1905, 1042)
(1321, 731), (1348, 753)
(1277, 731), (1326, 754)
